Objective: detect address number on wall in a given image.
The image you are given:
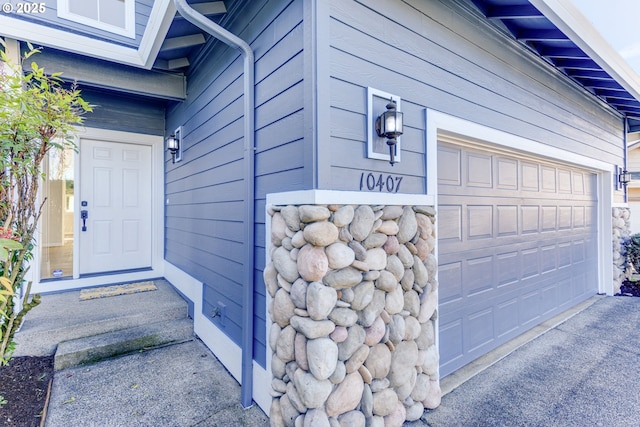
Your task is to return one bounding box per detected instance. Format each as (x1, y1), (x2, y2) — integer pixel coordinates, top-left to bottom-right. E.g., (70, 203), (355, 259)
(359, 172), (403, 193)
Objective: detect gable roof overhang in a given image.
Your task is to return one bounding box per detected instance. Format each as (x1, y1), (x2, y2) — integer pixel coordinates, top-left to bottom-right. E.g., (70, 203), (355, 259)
(0, 0), (176, 70)
(471, 0), (640, 132)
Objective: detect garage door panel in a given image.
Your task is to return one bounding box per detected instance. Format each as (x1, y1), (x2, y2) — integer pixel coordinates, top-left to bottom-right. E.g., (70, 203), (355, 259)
(468, 205), (493, 239)
(439, 205), (462, 241)
(466, 307), (494, 352)
(438, 141), (598, 378)
(497, 157), (518, 189)
(466, 256), (493, 297)
(497, 205), (518, 236)
(439, 261), (463, 305)
(467, 152), (493, 188)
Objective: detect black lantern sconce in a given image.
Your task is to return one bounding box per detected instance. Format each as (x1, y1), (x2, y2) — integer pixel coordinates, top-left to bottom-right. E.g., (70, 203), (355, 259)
(619, 169), (631, 187)
(166, 126), (182, 163)
(375, 100), (403, 166)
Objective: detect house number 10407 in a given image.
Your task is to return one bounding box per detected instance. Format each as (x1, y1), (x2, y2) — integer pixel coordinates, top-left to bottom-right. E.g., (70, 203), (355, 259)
(359, 172), (403, 193)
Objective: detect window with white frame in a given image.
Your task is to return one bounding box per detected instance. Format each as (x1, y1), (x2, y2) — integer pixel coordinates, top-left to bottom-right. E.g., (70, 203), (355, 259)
(57, 0), (135, 38)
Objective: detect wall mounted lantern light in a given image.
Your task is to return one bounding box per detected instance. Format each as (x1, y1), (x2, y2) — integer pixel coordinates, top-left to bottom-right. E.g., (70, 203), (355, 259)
(166, 126), (182, 163)
(619, 169), (631, 186)
(375, 100), (403, 166)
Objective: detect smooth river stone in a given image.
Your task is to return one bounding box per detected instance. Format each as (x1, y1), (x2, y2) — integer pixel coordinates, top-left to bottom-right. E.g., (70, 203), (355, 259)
(385, 285), (404, 315)
(332, 205), (355, 227)
(381, 205), (403, 220)
(325, 372), (365, 417)
(325, 242), (355, 270)
(290, 316), (335, 339)
(377, 220), (399, 235)
(389, 341), (419, 387)
(303, 221), (339, 247)
(413, 205), (436, 217)
(306, 281), (337, 320)
(386, 255), (404, 282)
(350, 205), (375, 241)
(307, 337), (339, 380)
(304, 408), (331, 427)
(290, 278), (308, 309)
(396, 206), (418, 244)
(358, 290), (385, 327)
(291, 230), (306, 248)
(383, 235), (400, 254)
(403, 290), (420, 317)
(293, 369), (333, 409)
(273, 288), (295, 328)
(272, 246), (299, 283)
(363, 233), (387, 249)
(372, 388), (399, 417)
(397, 244), (414, 268)
(263, 262), (278, 298)
(413, 255), (429, 287)
(271, 212), (287, 246)
(364, 247), (387, 270)
(364, 316), (386, 346)
(418, 290), (437, 323)
(323, 267), (363, 289)
(375, 270), (397, 292)
(298, 245), (329, 282)
(383, 401), (406, 427)
(280, 205), (300, 232)
(416, 213), (433, 239)
(330, 325), (349, 343)
(350, 280), (375, 311)
(345, 344), (370, 373)
(276, 325), (296, 362)
(295, 332), (309, 371)
(337, 324), (365, 361)
(422, 380), (441, 409)
(338, 411), (366, 427)
(364, 343), (391, 379)
(329, 307), (358, 327)
(299, 205), (331, 223)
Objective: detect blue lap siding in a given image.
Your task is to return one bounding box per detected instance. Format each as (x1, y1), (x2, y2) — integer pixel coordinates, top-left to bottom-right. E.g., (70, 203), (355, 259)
(165, 0), (307, 366)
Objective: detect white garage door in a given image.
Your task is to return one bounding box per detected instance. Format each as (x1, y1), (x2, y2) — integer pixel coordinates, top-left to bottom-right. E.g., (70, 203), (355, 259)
(438, 137), (599, 377)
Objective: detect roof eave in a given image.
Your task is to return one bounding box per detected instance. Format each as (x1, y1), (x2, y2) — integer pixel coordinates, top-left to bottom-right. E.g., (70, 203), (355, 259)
(531, 0), (640, 112)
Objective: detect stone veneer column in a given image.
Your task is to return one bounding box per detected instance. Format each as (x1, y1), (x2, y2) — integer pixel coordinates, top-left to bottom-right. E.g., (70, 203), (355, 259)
(265, 203), (439, 427)
(613, 207), (631, 294)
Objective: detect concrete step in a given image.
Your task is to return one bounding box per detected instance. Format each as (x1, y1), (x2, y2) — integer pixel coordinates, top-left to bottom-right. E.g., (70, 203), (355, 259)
(54, 317), (194, 370)
(14, 280), (189, 357)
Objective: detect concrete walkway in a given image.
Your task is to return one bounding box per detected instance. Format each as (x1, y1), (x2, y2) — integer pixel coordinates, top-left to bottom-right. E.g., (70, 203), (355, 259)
(412, 296), (640, 426)
(31, 291), (640, 426)
(45, 339), (269, 427)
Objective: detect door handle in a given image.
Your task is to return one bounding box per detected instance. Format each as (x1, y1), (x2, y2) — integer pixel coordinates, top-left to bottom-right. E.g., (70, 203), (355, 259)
(81, 210), (88, 232)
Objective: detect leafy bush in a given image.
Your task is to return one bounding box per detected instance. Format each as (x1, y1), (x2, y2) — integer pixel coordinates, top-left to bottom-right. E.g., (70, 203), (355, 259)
(624, 233), (640, 279)
(0, 39), (92, 363)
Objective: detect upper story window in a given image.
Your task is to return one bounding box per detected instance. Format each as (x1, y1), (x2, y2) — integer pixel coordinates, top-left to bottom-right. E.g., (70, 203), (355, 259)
(58, 0), (135, 39)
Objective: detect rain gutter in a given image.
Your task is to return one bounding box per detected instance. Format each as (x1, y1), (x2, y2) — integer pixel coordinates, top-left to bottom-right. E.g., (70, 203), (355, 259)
(173, 0), (256, 409)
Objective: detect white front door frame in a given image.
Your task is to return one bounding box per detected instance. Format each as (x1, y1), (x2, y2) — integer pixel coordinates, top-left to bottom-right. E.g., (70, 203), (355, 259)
(31, 127), (165, 294)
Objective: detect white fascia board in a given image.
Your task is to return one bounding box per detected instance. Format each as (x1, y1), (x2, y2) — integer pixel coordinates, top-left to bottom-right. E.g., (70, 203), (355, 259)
(0, 0), (174, 70)
(532, 0), (640, 103)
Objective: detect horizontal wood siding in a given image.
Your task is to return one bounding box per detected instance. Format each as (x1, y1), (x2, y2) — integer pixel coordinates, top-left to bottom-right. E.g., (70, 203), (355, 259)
(80, 88), (165, 135)
(165, 0), (306, 366)
(4, 0), (151, 46)
(324, 0), (623, 192)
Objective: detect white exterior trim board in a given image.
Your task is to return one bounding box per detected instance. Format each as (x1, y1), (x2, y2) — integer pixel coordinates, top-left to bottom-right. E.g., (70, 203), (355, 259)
(0, 0), (174, 69)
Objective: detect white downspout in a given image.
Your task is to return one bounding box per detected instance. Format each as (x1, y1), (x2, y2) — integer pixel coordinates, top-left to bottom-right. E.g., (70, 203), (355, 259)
(173, 0), (256, 409)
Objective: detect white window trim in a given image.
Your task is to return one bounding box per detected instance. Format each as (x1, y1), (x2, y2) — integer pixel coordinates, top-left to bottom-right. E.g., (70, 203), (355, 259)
(57, 0), (136, 39)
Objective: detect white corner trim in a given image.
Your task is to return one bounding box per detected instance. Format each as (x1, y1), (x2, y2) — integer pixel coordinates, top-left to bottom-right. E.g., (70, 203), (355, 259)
(163, 261), (243, 382)
(531, 0), (640, 103)
(266, 190), (434, 207)
(252, 361), (270, 414)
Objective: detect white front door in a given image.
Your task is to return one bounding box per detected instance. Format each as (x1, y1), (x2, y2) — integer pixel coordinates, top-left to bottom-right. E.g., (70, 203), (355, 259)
(79, 138), (152, 275)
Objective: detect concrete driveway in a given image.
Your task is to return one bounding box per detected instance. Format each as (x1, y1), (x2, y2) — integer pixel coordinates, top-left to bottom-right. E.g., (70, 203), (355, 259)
(412, 296), (640, 426)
